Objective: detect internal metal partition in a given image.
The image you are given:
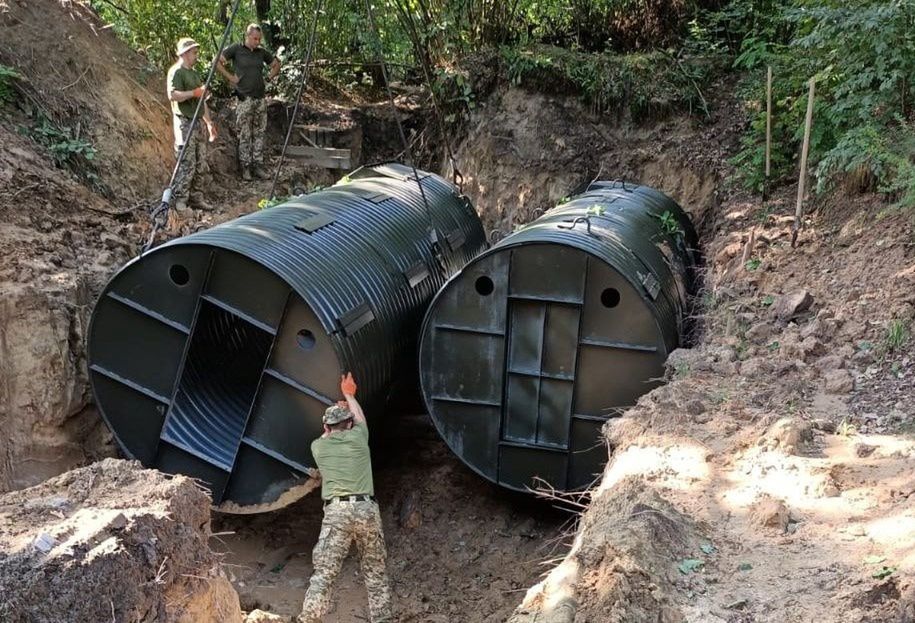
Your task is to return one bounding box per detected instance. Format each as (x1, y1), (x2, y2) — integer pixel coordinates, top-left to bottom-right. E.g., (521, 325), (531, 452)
(87, 163), (486, 510)
(418, 182), (700, 492)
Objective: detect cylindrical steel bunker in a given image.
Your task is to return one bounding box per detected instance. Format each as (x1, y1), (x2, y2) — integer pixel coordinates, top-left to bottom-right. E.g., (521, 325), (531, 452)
(418, 181), (700, 492)
(87, 163), (486, 511)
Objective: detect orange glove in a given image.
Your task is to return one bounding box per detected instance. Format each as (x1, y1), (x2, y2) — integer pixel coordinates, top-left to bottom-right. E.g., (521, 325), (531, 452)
(192, 86), (206, 98)
(340, 372), (357, 396)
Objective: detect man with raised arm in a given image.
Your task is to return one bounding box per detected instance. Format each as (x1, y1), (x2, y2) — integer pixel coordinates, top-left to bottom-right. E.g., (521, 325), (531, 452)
(298, 372), (392, 623)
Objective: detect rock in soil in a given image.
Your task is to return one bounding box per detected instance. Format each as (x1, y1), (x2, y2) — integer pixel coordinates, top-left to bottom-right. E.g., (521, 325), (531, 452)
(759, 417), (811, 455)
(748, 496), (790, 532)
(773, 290), (814, 321)
(823, 369), (855, 394)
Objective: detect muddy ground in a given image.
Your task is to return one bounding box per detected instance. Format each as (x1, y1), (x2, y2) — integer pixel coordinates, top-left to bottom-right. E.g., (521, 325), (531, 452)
(1, 1), (914, 622)
(213, 416), (569, 622)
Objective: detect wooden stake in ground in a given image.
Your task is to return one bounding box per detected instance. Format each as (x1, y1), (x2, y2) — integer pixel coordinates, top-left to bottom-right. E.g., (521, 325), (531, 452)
(764, 66), (773, 200)
(792, 77), (816, 248)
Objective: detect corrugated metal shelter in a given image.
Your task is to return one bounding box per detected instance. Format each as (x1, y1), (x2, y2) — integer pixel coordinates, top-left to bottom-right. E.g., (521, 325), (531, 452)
(87, 163), (486, 511)
(418, 181), (700, 492)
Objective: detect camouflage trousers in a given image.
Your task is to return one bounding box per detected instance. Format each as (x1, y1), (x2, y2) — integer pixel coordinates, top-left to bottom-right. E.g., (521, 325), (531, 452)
(172, 116), (210, 202)
(236, 96), (267, 168)
(299, 499), (392, 623)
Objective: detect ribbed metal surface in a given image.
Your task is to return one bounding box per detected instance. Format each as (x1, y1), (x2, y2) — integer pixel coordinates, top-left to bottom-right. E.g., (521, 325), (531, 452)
(87, 163), (486, 510)
(418, 181), (700, 493)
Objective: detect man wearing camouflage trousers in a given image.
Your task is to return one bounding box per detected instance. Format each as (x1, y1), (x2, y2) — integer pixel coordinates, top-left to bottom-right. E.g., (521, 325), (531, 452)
(298, 373), (392, 623)
(167, 38), (217, 214)
(217, 23), (280, 181)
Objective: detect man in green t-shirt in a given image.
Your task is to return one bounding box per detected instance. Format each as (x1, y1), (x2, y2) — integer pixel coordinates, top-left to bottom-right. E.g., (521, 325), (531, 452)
(166, 37), (217, 215)
(298, 372), (392, 623)
(217, 24), (280, 181)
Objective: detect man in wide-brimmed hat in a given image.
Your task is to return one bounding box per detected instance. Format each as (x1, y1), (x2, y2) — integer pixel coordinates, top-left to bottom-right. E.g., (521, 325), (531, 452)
(166, 37), (217, 214)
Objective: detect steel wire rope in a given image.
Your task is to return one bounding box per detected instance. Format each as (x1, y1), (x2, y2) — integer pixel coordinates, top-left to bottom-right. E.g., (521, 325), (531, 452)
(361, 0), (440, 249)
(268, 0), (324, 201)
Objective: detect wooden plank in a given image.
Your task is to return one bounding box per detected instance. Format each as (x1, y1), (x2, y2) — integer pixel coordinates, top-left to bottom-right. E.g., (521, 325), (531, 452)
(284, 145), (351, 169)
(284, 145), (350, 158)
(297, 130), (319, 148)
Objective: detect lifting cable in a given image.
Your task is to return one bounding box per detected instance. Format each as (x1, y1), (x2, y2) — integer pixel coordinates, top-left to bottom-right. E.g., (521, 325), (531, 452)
(408, 36), (463, 193)
(362, 0), (439, 246)
(268, 0), (324, 201)
(141, 0), (244, 254)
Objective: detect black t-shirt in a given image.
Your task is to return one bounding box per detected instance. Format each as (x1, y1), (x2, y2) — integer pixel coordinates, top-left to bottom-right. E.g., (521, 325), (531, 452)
(223, 43), (275, 98)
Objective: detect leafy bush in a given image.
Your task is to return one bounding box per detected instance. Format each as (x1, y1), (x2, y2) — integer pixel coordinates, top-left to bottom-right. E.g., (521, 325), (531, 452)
(502, 45), (720, 120)
(90, 0), (257, 69)
(724, 0), (915, 206)
(23, 114), (97, 174)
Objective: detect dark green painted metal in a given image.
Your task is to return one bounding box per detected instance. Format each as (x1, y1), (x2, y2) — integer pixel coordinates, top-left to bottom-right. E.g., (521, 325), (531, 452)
(418, 181), (700, 493)
(87, 163), (486, 511)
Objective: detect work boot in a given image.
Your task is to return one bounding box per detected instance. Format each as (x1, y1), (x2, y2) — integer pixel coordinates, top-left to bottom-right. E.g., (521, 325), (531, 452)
(189, 193), (214, 211)
(173, 199), (191, 217)
(241, 166), (253, 182)
(252, 163), (269, 180)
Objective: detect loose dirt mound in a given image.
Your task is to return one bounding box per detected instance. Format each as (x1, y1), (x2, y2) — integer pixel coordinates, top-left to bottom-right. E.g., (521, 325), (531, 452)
(0, 458), (242, 623)
(510, 478), (696, 623)
(0, 0), (172, 199)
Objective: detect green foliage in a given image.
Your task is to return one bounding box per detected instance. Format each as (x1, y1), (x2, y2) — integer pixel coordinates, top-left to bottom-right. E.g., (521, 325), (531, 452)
(678, 558), (705, 574)
(257, 196), (284, 210)
(430, 67), (476, 124)
(655, 210), (684, 236)
(90, 0), (258, 69)
(884, 319), (910, 353)
(872, 566), (897, 580)
(0, 64), (21, 105)
(26, 115), (97, 169)
(83, 0), (915, 208)
(502, 45), (719, 120)
(721, 0), (915, 205)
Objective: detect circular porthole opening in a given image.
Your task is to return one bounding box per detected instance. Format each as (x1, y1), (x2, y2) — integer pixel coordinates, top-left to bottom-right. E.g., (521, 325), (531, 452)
(475, 276), (494, 296)
(601, 287), (621, 308)
(169, 264), (190, 287)
(296, 329), (317, 350)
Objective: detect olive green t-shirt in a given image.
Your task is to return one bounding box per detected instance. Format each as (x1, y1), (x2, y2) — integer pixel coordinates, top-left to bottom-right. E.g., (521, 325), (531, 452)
(223, 43), (274, 99)
(167, 63), (203, 118)
(311, 422), (374, 500)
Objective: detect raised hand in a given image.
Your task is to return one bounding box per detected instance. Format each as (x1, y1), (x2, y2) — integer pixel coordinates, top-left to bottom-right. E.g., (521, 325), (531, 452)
(340, 372), (357, 397)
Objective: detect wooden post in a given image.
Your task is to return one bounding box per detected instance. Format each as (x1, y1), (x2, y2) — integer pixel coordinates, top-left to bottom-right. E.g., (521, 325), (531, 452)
(764, 66), (773, 197)
(792, 77), (816, 248)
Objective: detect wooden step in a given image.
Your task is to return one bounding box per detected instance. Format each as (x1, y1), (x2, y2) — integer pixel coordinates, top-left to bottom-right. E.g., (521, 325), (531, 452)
(284, 145), (352, 169)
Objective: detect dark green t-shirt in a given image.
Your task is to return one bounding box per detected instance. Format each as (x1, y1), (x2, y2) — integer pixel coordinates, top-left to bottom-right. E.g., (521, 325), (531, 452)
(167, 63), (203, 118)
(223, 43), (274, 99)
(311, 422), (374, 501)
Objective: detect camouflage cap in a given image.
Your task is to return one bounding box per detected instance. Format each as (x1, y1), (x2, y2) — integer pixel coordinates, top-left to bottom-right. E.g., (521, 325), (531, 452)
(176, 38), (200, 56)
(323, 404), (353, 425)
